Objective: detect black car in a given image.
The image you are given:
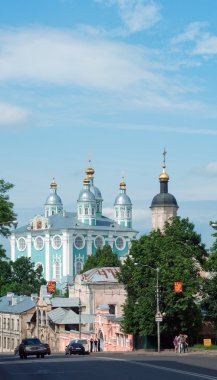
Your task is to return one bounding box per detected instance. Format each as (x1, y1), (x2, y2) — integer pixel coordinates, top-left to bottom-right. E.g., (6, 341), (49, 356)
(19, 338), (47, 359)
(65, 342), (85, 355)
(42, 343), (51, 355)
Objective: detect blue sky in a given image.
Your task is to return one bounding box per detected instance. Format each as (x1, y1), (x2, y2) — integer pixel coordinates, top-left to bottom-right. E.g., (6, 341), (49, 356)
(1, 0), (217, 250)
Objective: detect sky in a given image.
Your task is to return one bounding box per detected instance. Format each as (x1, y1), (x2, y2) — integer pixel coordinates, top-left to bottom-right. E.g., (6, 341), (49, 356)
(1, 0), (217, 251)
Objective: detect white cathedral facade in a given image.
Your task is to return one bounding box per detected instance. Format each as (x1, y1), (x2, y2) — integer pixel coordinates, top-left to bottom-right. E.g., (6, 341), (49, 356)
(10, 153), (178, 286)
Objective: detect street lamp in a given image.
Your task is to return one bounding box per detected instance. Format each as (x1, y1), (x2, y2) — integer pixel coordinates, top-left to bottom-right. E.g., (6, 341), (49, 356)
(78, 289), (82, 339)
(134, 263), (161, 353)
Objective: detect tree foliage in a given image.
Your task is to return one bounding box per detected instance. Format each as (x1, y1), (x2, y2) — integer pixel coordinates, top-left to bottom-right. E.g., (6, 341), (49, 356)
(0, 179), (16, 238)
(119, 217), (208, 340)
(0, 257), (46, 296)
(201, 223), (217, 327)
(82, 245), (121, 273)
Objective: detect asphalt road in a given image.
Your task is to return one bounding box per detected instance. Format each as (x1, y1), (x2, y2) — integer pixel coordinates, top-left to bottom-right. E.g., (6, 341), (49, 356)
(1, 352), (217, 380)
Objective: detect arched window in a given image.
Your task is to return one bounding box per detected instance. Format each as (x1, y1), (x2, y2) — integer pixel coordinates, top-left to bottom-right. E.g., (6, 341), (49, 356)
(75, 257), (83, 274)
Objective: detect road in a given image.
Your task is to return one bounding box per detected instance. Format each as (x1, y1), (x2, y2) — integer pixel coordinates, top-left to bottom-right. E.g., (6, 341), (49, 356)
(1, 352), (217, 380)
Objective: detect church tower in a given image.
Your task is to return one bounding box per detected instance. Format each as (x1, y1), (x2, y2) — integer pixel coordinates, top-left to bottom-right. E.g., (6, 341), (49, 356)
(150, 149), (178, 232)
(85, 161), (103, 217)
(44, 178), (63, 217)
(114, 178), (132, 228)
(77, 176), (96, 226)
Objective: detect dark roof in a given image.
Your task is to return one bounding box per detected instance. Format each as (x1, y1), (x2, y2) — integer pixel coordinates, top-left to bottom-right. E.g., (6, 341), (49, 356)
(150, 193), (178, 208)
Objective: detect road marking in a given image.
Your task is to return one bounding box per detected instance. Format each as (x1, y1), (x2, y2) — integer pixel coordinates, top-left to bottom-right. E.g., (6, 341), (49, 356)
(97, 356), (217, 380)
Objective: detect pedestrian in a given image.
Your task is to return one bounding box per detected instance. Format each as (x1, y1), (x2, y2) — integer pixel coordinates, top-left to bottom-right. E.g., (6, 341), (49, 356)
(173, 335), (178, 353)
(90, 337), (93, 353)
(184, 334), (189, 352)
(97, 338), (100, 352)
(94, 338), (98, 352)
(179, 334), (186, 353)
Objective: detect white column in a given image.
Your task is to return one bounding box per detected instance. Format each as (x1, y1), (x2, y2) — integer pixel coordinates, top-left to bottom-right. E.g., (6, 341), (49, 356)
(45, 233), (50, 281)
(10, 234), (16, 261)
(26, 234), (32, 258)
(62, 231), (69, 277)
(86, 233), (92, 256)
(68, 232), (73, 276)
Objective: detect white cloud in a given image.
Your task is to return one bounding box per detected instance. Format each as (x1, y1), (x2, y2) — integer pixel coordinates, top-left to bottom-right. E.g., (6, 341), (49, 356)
(0, 101), (29, 126)
(96, 0), (161, 34)
(0, 26), (206, 112)
(172, 22), (217, 57)
(204, 162), (217, 176)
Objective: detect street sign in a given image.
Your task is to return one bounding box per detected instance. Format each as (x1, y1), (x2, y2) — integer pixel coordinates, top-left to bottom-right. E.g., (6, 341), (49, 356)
(155, 312), (163, 322)
(155, 317), (163, 322)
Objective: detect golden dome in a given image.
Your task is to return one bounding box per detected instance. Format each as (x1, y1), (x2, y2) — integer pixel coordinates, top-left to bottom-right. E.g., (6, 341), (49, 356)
(50, 178), (57, 189)
(85, 160), (95, 178)
(120, 178), (126, 189)
(83, 177), (90, 186)
(159, 168), (169, 182)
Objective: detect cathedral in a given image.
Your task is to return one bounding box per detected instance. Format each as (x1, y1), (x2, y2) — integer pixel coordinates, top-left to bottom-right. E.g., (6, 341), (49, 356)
(10, 163), (137, 285)
(10, 152), (178, 286)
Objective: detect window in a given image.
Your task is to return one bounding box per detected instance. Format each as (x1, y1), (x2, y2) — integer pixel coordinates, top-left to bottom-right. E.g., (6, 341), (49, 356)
(127, 208), (130, 217)
(79, 207), (82, 215)
(92, 208), (95, 215)
(74, 235), (85, 249)
(115, 236), (125, 251)
(75, 258), (83, 274)
(34, 236), (44, 250)
(120, 209), (124, 218)
(116, 209), (118, 218)
(17, 237), (26, 251)
(85, 208), (89, 215)
(109, 304), (115, 315)
(53, 258), (61, 281)
(52, 235), (62, 250)
(94, 236), (104, 249)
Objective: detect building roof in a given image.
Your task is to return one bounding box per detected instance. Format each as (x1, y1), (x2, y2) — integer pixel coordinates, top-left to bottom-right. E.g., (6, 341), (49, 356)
(14, 212), (137, 234)
(51, 297), (81, 308)
(0, 293), (36, 314)
(48, 307), (94, 325)
(81, 267), (120, 284)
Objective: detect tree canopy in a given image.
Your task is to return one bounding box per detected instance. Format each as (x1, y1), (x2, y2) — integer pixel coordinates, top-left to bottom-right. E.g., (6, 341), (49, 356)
(0, 179), (16, 238)
(82, 245), (121, 273)
(119, 217), (208, 341)
(0, 257), (46, 296)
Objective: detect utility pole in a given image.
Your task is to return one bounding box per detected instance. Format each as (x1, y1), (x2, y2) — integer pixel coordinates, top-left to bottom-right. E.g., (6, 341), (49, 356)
(78, 289), (81, 339)
(156, 267), (160, 353)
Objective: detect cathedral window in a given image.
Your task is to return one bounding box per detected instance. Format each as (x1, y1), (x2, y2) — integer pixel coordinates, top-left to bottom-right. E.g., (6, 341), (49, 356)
(94, 236), (104, 249)
(75, 257), (83, 274)
(17, 237), (26, 251)
(53, 258), (61, 280)
(34, 236), (44, 251)
(115, 209), (118, 218)
(52, 235), (62, 250)
(85, 207), (88, 215)
(79, 207), (82, 215)
(115, 236), (125, 251)
(92, 208), (95, 215)
(74, 235), (85, 249)
(120, 210), (124, 218)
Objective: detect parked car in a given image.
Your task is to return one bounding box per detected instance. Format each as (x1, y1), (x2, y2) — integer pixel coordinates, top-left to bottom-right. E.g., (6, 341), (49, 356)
(42, 343), (51, 355)
(70, 339), (89, 353)
(65, 342), (85, 355)
(19, 338), (47, 359)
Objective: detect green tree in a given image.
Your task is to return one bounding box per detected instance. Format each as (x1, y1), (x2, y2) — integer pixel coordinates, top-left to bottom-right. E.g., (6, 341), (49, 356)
(119, 217), (208, 341)
(201, 223), (217, 327)
(2, 257), (46, 296)
(82, 245), (121, 272)
(0, 179), (16, 238)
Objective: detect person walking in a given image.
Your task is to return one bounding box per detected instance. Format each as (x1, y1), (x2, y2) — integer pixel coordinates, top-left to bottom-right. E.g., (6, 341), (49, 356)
(90, 337), (94, 353)
(94, 338), (98, 352)
(97, 338), (100, 352)
(173, 335), (178, 353)
(179, 334), (186, 353)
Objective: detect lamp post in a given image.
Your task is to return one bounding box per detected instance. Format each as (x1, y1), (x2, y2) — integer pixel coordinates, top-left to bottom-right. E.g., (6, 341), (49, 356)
(78, 289), (82, 339)
(134, 263), (161, 353)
